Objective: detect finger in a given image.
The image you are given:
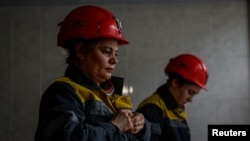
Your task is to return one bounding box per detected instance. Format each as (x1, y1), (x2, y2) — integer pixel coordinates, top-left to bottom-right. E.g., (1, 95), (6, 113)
(130, 125), (143, 134)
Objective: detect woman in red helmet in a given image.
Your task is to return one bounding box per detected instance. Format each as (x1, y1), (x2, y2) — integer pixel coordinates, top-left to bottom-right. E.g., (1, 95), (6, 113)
(35, 5), (151, 141)
(136, 53), (209, 141)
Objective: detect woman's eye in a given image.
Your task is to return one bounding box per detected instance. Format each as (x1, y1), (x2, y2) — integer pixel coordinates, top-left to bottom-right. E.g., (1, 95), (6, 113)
(188, 90), (196, 96)
(115, 52), (118, 57)
(102, 49), (118, 57)
(102, 50), (111, 55)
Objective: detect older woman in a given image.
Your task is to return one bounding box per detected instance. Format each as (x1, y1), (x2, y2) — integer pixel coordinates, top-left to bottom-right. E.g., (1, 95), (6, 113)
(35, 5), (151, 141)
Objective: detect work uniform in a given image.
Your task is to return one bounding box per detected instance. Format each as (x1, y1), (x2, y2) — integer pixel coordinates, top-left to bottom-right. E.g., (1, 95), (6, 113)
(136, 84), (190, 141)
(35, 65), (151, 141)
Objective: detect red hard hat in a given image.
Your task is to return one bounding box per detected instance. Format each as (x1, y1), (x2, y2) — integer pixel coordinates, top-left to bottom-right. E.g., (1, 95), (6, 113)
(164, 54), (208, 91)
(57, 5), (129, 47)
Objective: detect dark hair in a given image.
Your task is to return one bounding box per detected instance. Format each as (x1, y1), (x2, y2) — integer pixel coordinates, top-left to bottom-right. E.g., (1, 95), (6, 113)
(166, 73), (196, 87)
(64, 38), (102, 65)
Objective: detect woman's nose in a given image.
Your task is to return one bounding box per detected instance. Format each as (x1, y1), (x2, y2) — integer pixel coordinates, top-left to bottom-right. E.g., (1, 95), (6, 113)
(187, 97), (193, 103)
(110, 55), (118, 64)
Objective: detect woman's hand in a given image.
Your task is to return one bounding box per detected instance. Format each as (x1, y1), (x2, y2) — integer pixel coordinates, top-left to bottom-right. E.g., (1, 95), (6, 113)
(129, 112), (145, 134)
(111, 109), (133, 132)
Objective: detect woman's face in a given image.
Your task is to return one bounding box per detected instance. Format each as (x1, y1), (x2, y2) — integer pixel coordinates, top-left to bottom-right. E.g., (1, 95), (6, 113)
(80, 39), (119, 84)
(171, 79), (201, 108)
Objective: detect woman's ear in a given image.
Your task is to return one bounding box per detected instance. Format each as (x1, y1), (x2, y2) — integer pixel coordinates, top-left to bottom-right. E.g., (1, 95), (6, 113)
(171, 78), (179, 89)
(75, 42), (85, 60)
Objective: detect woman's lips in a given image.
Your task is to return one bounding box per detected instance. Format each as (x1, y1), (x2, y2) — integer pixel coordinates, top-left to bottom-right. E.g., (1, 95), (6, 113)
(106, 68), (114, 72)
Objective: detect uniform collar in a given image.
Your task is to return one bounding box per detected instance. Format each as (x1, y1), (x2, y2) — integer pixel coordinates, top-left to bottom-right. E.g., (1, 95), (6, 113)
(157, 83), (181, 110)
(64, 65), (100, 89)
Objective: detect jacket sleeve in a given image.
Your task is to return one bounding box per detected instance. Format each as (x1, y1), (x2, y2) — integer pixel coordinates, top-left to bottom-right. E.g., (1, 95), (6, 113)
(136, 104), (163, 141)
(35, 82), (129, 141)
(138, 119), (153, 141)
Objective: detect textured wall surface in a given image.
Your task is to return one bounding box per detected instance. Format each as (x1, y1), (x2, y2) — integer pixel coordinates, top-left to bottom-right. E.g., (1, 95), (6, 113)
(0, 0), (249, 141)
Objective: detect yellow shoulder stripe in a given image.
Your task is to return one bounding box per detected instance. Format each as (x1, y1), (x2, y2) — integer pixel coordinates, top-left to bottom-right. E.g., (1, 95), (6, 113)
(56, 77), (101, 103)
(138, 93), (187, 120)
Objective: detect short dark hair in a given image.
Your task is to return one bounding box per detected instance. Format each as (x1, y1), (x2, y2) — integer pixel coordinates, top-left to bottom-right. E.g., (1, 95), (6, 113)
(64, 38), (102, 65)
(166, 73), (196, 87)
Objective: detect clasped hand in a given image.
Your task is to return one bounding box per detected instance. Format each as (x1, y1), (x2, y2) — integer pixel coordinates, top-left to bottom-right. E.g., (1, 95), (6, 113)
(111, 109), (145, 134)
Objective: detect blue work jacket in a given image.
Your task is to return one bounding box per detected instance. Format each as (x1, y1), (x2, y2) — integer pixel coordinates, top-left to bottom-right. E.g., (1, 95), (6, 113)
(35, 65), (151, 141)
(137, 84), (190, 141)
